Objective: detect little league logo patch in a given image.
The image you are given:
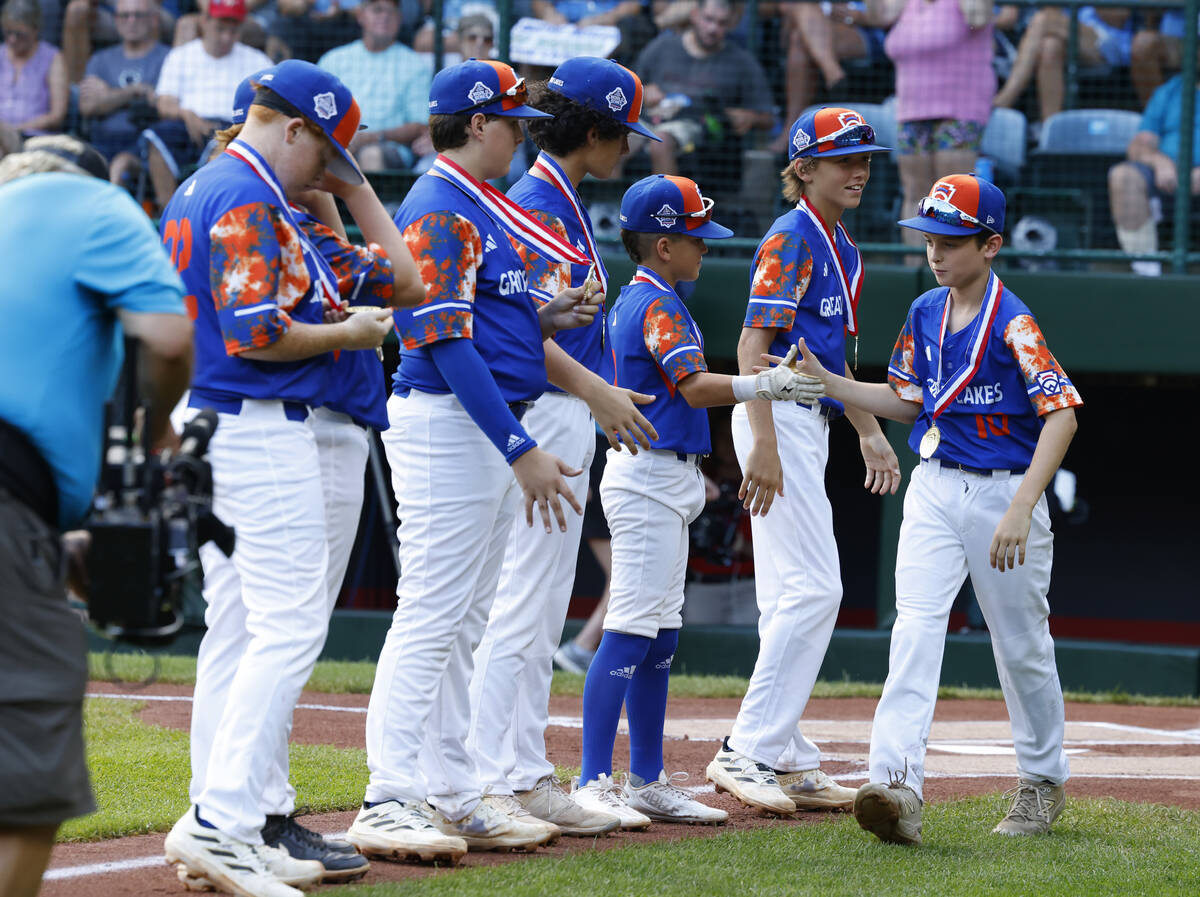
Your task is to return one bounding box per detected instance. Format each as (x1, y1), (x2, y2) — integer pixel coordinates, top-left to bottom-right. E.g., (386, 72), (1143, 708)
(313, 92), (337, 120)
(654, 203), (678, 228)
(605, 87), (628, 112)
(1036, 369), (1063, 396)
(792, 127), (811, 153)
(931, 181), (957, 203)
(836, 110), (865, 129)
(467, 81), (495, 104)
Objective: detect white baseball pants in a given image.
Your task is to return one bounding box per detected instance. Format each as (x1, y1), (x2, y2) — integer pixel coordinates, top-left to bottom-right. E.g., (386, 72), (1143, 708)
(365, 390), (521, 821)
(868, 459), (1069, 799)
(600, 449), (706, 639)
(258, 407), (370, 817)
(727, 401), (842, 773)
(468, 393), (594, 795)
(187, 400), (331, 843)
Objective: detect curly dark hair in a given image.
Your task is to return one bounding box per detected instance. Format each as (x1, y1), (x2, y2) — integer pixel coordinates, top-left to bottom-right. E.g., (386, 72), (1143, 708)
(525, 81), (628, 156)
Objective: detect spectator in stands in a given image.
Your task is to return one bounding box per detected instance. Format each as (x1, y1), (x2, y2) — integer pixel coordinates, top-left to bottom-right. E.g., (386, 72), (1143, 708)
(171, 0), (271, 57)
(142, 0), (269, 210)
(1108, 46), (1200, 276)
(773, 2), (887, 154)
(61, 0), (175, 83)
(532, 0), (653, 61)
(271, 0), (418, 61)
(412, 0), (498, 53)
(317, 0), (431, 172)
(1, 0), (67, 135)
(872, 0), (994, 253)
(455, 10), (494, 59)
(634, 0), (773, 179)
(78, 0), (169, 188)
(993, 6), (1133, 122)
(1130, 9), (1195, 108)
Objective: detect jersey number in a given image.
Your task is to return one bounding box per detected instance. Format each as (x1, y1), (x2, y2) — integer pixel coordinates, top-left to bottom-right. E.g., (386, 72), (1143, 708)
(162, 218), (196, 320)
(975, 414), (1010, 439)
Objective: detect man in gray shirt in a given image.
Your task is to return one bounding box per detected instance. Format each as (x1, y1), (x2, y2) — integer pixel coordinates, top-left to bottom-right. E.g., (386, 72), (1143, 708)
(634, 0), (774, 181)
(77, 0), (169, 188)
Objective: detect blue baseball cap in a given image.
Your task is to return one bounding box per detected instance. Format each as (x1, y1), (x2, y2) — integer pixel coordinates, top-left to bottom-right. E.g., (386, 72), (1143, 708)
(898, 173), (1005, 236)
(232, 67), (273, 125)
(788, 106), (890, 160)
(254, 59), (363, 185)
(429, 59), (552, 119)
(619, 174), (733, 239)
(545, 56), (661, 142)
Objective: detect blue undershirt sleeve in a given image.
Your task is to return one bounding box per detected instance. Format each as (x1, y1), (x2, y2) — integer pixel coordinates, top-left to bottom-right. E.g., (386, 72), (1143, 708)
(428, 338), (537, 464)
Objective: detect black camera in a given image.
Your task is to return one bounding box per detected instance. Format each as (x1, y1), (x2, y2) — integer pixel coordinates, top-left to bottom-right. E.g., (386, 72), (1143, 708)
(85, 347), (234, 645)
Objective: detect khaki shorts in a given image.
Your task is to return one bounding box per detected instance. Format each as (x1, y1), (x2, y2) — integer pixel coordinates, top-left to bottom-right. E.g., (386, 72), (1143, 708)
(0, 490), (94, 827)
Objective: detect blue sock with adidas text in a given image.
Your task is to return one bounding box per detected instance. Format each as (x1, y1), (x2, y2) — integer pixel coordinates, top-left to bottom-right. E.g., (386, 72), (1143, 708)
(579, 630), (652, 785)
(626, 628), (679, 784)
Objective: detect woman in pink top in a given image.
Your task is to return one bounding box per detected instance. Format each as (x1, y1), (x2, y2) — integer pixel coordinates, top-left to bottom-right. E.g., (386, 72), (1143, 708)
(872, 0), (995, 251)
(1, 0), (68, 138)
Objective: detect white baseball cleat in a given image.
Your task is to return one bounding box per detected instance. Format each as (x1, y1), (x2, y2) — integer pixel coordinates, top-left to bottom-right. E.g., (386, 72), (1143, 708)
(706, 737), (796, 815)
(776, 768), (857, 811)
(516, 775), (621, 836)
(433, 798), (554, 852)
(623, 771), (728, 825)
(164, 807), (317, 897)
(346, 799), (468, 864)
(481, 792), (562, 844)
(571, 773), (652, 830)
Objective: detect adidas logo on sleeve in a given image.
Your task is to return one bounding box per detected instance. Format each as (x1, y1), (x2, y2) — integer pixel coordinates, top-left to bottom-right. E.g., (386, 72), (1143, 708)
(609, 665), (637, 679)
(506, 433), (526, 453)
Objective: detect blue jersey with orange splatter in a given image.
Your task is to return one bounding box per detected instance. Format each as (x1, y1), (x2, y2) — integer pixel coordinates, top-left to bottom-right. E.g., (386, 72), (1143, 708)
(390, 172), (547, 403)
(604, 268), (710, 455)
(744, 202), (864, 414)
(160, 146), (333, 406)
(297, 210), (394, 430)
(887, 280), (1082, 469)
(507, 171), (606, 392)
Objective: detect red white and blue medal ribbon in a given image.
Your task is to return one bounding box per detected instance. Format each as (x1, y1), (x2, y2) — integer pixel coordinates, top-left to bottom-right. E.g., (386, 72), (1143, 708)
(930, 271), (1004, 421)
(430, 154), (591, 268)
(227, 140), (340, 310)
(531, 151), (608, 296)
(797, 196), (863, 335)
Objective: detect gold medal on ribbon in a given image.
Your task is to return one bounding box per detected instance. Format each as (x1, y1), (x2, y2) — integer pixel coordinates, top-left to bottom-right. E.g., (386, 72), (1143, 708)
(919, 424), (941, 460)
(582, 264), (598, 301)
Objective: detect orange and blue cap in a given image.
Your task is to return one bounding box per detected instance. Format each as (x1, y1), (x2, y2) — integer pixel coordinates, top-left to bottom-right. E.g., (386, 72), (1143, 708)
(429, 59), (552, 119)
(898, 173), (1006, 236)
(255, 60), (363, 185)
(788, 106), (890, 160)
(546, 56), (660, 142)
(619, 174), (733, 239)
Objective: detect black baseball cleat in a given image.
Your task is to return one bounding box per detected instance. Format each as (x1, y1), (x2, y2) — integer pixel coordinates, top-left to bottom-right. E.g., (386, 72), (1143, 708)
(262, 813), (371, 883)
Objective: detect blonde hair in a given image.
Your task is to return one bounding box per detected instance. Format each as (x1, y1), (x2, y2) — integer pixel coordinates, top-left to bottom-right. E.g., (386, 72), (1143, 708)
(780, 156), (819, 204)
(0, 134), (93, 185)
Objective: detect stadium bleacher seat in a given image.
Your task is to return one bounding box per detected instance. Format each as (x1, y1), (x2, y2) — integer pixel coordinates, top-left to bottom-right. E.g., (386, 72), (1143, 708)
(981, 107), (1027, 186)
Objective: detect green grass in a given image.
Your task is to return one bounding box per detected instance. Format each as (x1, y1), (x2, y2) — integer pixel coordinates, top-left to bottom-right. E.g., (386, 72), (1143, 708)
(336, 798), (1200, 897)
(64, 698), (367, 842)
(89, 653), (1200, 706)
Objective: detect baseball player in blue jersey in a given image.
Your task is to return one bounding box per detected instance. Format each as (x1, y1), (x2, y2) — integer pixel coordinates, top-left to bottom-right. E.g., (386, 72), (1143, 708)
(467, 56), (665, 838)
(789, 174), (1081, 845)
(349, 59), (606, 862)
(160, 61), (404, 897)
(175, 70), (424, 889)
(707, 107), (899, 816)
(572, 174), (826, 827)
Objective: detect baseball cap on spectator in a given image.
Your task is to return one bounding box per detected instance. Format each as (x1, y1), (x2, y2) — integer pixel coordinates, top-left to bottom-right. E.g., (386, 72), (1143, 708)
(429, 59), (552, 119)
(255, 60), (364, 185)
(788, 106), (890, 160)
(619, 174), (733, 239)
(898, 173), (1005, 236)
(545, 56), (661, 142)
(232, 67), (273, 125)
(207, 0), (246, 22)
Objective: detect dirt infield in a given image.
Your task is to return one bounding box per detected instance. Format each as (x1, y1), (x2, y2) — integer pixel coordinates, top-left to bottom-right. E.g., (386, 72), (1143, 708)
(42, 685), (1200, 896)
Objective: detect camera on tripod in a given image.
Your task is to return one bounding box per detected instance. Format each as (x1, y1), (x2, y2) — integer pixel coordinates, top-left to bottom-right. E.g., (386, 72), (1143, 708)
(84, 342), (234, 645)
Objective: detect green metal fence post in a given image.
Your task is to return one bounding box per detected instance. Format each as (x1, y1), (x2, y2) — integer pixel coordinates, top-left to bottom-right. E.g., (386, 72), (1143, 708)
(1172, 0), (1197, 274)
(432, 0), (444, 74)
(498, 0), (513, 64)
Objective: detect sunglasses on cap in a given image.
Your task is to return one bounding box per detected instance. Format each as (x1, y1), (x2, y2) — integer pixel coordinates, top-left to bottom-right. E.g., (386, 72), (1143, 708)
(917, 196), (996, 233)
(683, 195), (716, 225)
(461, 75), (527, 114)
(817, 121), (876, 151)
